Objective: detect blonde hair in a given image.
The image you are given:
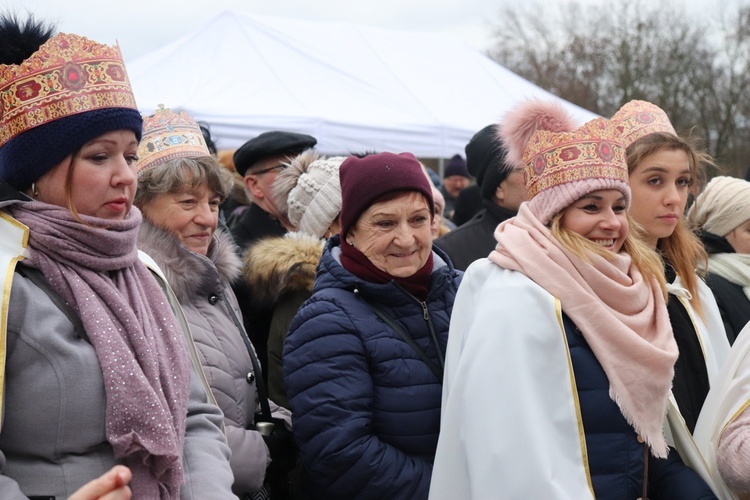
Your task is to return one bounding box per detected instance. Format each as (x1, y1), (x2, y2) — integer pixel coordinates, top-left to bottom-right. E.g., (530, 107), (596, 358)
(63, 148), (85, 222)
(549, 212), (668, 299)
(626, 132), (710, 316)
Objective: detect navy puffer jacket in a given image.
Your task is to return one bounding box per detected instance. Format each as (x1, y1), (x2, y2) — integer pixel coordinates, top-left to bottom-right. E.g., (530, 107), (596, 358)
(564, 314), (717, 499)
(283, 236), (461, 500)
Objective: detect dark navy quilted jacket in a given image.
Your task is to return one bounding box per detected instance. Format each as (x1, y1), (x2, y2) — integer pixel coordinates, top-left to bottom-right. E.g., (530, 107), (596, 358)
(283, 236), (461, 500)
(563, 314), (717, 500)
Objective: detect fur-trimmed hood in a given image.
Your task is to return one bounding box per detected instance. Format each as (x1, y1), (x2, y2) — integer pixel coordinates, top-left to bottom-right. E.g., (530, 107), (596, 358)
(138, 219), (242, 303)
(243, 231), (324, 308)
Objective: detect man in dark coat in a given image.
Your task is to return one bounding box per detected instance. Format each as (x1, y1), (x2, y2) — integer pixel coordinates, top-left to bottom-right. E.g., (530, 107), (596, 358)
(229, 131), (317, 377)
(439, 154), (471, 221)
(230, 131), (317, 249)
(435, 124), (526, 271)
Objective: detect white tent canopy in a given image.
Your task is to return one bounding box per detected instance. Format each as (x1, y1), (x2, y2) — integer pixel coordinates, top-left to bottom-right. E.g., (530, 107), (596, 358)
(127, 11), (596, 158)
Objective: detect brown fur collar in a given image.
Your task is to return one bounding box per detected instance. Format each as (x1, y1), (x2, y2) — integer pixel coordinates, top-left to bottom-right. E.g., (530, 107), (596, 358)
(242, 232), (324, 307)
(138, 219), (242, 303)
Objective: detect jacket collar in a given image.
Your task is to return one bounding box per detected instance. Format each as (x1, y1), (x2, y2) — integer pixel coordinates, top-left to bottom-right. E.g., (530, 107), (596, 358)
(137, 218), (241, 303)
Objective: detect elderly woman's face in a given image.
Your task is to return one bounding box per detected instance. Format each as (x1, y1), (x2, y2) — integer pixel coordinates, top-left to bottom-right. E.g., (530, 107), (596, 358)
(35, 130), (138, 219)
(726, 220), (750, 254)
(142, 183), (220, 256)
(347, 192), (432, 278)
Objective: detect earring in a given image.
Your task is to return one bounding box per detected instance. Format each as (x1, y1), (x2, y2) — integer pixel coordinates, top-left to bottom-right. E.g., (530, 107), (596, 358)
(31, 182), (38, 197)
(347, 239), (355, 247)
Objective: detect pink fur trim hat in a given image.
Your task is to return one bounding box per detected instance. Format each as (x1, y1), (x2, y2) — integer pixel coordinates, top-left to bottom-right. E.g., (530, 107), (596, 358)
(500, 100), (630, 224)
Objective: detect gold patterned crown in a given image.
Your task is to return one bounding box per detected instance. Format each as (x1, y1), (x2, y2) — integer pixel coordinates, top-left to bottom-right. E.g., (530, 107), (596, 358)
(136, 105), (210, 174)
(522, 118), (630, 224)
(0, 33), (138, 148)
(611, 100), (676, 148)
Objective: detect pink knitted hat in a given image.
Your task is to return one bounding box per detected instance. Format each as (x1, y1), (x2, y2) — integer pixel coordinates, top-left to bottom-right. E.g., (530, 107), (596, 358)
(523, 118), (630, 224)
(611, 100), (676, 148)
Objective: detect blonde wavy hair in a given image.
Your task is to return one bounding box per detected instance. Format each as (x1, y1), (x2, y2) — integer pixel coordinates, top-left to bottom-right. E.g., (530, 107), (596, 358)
(549, 212), (668, 299)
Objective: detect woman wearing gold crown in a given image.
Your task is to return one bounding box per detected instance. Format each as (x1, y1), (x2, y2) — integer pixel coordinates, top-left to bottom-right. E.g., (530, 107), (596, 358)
(429, 101), (716, 499)
(134, 106), (295, 499)
(611, 101), (729, 434)
(0, 14), (236, 499)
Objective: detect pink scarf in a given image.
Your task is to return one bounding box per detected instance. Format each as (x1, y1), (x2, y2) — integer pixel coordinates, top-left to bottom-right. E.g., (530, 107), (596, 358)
(488, 204), (678, 457)
(11, 202), (190, 498)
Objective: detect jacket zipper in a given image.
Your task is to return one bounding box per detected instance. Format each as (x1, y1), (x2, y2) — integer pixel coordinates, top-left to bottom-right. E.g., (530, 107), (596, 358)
(399, 285), (446, 370)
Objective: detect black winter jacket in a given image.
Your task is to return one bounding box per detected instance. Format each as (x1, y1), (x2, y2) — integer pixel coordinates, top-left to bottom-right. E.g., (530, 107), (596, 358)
(564, 314), (717, 499)
(434, 200), (516, 271)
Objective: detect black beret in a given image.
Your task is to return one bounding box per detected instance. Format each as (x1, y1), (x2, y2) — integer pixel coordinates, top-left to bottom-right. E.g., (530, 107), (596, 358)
(233, 131), (317, 175)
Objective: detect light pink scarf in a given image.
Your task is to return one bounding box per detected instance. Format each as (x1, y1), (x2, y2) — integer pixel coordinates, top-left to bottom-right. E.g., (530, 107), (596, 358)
(489, 203), (678, 457)
(11, 201), (190, 498)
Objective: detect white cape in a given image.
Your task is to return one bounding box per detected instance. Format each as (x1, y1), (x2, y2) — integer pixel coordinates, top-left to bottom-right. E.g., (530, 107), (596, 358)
(430, 259), (594, 499)
(692, 319), (750, 500)
(662, 276), (730, 498)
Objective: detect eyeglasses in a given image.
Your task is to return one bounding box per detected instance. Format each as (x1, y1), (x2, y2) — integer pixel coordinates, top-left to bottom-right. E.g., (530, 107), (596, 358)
(252, 164), (287, 176)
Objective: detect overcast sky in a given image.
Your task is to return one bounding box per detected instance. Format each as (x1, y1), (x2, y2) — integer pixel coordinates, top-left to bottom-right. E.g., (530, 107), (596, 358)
(2, 0), (731, 62)
(4, 0), (594, 61)
(3, 0), (732, 62)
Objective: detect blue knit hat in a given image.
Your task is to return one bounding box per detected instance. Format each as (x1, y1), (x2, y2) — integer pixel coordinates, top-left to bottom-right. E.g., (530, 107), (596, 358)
(443, 154), (470, 179)
(0, 108), (142, 190)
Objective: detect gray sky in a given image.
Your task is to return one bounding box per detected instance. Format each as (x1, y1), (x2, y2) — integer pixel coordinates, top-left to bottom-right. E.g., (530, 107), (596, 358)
(4, 0), (571, 61)
(2, 0), (730, 63)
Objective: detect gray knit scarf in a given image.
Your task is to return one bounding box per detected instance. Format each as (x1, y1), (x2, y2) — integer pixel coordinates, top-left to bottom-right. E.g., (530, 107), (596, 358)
(11, 201), (190, 499)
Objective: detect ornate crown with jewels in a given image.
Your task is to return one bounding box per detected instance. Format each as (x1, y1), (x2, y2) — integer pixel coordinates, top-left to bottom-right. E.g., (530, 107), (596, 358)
(0, 32), (138, 148)
(136, 105), (210, 174)
(611, 100), (676, 148)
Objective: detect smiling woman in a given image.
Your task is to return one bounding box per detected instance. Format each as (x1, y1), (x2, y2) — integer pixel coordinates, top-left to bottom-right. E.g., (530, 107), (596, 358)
(346, 191), (433, 278)
(430, 99), (715, 499)
(282, 152), (462, 499)
(134, 106), (294, 499)
(558, 190), (629, 253)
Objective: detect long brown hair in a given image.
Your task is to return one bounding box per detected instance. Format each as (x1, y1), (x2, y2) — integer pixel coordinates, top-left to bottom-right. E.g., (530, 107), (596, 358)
(626, 132), (711, 317)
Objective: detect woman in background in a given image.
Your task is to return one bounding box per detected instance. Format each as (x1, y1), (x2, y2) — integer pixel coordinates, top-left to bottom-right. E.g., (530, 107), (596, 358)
(688, 176), (750, 344)
(134, 106), (294, 499)
(612, 100), (729, 433)
(243, 150), (345, 408)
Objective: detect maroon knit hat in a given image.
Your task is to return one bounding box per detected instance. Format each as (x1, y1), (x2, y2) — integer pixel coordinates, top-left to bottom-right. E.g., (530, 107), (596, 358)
(339, 152), (434, 238)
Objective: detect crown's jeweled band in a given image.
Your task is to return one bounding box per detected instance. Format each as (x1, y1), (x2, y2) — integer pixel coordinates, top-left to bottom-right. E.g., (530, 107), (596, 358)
(0, 33), (138, 147)
(611, 100), (676, 148)
(523, 118), (628, 199)
(137, 104), (210, 173)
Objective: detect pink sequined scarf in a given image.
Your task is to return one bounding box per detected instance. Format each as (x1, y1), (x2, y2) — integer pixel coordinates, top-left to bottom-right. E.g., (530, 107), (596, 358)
(488, 204), (678, 458)
(11, 201), (190, 498)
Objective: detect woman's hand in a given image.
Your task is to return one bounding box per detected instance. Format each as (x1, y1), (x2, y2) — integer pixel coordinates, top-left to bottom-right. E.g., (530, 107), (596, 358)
(69, 465), (132, 500)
